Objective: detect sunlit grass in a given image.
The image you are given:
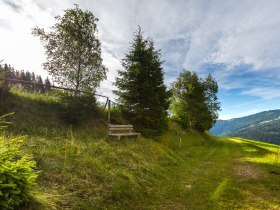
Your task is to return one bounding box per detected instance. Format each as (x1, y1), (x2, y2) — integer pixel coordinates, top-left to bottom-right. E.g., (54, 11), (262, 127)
(228, 137), (280, 166)
(211, 178), (231, 200)
(11, 88), (60, 104)
(232, 137), (280, 152)
(245, 154), (279, 165)
(1, 90), (280, 209)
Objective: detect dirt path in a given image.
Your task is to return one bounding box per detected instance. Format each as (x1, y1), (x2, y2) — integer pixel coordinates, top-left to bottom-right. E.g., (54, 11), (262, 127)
(150, 138), (280, 210)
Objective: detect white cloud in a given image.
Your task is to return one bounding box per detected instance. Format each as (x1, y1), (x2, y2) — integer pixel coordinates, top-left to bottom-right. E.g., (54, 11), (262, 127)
(184, 0), (280, 72)
(241, 87), (280, 99)
(0, 0), (56, 77)
(1, 0), (280, 119)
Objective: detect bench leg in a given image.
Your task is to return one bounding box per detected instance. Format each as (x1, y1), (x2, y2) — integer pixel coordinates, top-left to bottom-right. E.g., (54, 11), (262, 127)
(118, 136), (121, 140)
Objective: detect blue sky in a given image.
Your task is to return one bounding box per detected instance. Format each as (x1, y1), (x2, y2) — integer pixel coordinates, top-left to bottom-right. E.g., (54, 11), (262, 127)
(1, 0), (280, 119)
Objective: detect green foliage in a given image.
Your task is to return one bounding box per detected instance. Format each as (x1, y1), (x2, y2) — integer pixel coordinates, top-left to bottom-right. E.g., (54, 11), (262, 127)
(2, 91), (280, 209)
(0, 64), (10, 98)
(109, 106), (127, 124)
(60, 92), (99, 125)
(0, 113), (13, 130)
(0, 114), (37, 209)
(170, 70), (220, 131)
(211, 109), (280, 144)
(0, 63), (50, 93)
(115, 27), (170, 137)
(0, 66), (3, 86)
(32, 5), (107, 95)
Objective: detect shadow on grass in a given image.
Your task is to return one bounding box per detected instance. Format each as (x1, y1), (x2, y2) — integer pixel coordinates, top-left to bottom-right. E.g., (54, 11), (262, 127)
(221, 137), (280, 209)
(0, 90), (107, 138)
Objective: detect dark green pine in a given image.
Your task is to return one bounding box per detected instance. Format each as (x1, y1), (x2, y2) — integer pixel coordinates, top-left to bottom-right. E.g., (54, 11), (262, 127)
(115, 27), (169, 137)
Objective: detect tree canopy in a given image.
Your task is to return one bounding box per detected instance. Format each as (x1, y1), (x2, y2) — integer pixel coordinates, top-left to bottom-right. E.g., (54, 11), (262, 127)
(115, 27), (170, 137)
(32, 5), (107, 95)
(170, 70), (220, 131)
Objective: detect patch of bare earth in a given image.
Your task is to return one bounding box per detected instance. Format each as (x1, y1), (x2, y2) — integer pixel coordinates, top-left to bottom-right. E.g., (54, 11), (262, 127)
(156, 202), (186, 210)
(233, 161), (264, 181)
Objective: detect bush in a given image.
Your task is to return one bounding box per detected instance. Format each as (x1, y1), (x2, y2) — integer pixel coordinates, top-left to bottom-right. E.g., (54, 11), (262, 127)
(0, 114), (37, 209)
(110, 106), (127, 125)
(60, 92), (99, 125)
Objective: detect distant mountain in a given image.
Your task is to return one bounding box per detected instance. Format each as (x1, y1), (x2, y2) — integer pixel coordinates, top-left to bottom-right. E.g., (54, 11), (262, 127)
(211, 110), (280, 145)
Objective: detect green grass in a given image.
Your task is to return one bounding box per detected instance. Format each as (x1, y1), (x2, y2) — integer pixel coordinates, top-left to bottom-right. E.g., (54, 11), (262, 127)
(1, 90), (279, 209)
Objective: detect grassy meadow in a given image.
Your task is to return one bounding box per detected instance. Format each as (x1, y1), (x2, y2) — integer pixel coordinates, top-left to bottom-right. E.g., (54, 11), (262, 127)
(0, 90), (279, 209)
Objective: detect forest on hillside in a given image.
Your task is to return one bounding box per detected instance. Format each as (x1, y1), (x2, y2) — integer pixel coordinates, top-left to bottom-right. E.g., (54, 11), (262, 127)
(211, 110), (280, 145)
(230, 120), (280, 144)
(0, 64), (52, 93)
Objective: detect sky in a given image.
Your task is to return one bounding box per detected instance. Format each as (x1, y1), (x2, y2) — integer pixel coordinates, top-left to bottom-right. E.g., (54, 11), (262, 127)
(1, 0), (280, 120)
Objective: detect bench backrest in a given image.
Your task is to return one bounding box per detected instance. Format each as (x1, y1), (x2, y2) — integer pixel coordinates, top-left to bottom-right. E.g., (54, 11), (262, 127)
(108, 124), (134, 134)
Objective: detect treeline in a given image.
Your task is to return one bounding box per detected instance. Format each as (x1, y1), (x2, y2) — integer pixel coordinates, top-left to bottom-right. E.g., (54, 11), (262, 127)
(0, 63), (52, 93)
(114, 28), (220, 136)
(31, 6), (220, 136)
(2, 5), (221, 137)
(230, 121), (280, 145)
(212, 110), (280, 145)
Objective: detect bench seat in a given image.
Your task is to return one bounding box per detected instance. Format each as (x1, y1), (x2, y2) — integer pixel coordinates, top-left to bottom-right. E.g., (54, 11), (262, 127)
(108, 124), (141, 140)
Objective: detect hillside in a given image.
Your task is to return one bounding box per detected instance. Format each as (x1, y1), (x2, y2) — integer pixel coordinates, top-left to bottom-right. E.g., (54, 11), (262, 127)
(211, 110), (280, 144)
(0, 90), (279, 209)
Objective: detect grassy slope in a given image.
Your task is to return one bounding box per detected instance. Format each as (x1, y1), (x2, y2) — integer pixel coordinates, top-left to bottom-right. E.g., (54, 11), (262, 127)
(1, 90), (279, 209)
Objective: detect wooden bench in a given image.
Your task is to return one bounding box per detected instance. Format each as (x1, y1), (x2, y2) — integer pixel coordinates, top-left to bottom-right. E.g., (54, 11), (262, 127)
(108, 124), (141, 140)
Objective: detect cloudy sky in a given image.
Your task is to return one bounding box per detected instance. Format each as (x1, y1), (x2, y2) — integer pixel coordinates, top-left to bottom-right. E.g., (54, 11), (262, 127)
(1, 0), (280, 119)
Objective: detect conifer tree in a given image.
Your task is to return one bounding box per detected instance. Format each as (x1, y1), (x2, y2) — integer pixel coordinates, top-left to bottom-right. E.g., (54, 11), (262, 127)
(31, 72), (36, 82)
(24, 71), (32, 91)
(31, 72), (36, 91)
(36, 75), (44, 93)
(0, 64), (9, 98)
(115, 27), (169, 136)
(15, 70), (20, 79)
(44, 77), (51, 92)
(0, 64), (4, 88)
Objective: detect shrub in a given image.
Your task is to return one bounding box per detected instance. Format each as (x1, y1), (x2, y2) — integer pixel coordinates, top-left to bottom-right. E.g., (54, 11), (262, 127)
(110, 106), (127, 124)
(60, 92), (99, 125)
(0, 114), (37, 209)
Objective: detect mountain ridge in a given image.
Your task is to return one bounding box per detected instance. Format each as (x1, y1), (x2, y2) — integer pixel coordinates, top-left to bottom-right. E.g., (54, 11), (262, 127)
(211, 109), (280, 144)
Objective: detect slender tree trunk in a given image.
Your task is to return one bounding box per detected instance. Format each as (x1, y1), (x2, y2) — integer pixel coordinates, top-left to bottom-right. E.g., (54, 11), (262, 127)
(75, 59), (81, 97)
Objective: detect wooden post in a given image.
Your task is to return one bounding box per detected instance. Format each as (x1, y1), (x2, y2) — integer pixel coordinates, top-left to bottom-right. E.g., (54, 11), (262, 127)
(108, 99), (111, 124)
(103, 97), (109, 111)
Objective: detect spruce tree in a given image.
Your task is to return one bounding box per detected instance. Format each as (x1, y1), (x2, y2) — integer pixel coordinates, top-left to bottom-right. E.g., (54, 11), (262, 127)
(24, 71), (32, 91)
(44, 77), (51, 92)
(36, 75), (44, 93)
(0, 64), (4, 89)
(115, 27), (169, 137)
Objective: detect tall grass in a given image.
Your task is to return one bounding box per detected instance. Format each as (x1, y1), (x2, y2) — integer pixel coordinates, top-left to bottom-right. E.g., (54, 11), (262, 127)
(1, 90), (279, 209)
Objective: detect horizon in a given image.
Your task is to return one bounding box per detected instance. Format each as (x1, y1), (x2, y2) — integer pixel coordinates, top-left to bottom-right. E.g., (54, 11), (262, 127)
(217, 108), (280, 120)
(1, 0), (280, 120)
